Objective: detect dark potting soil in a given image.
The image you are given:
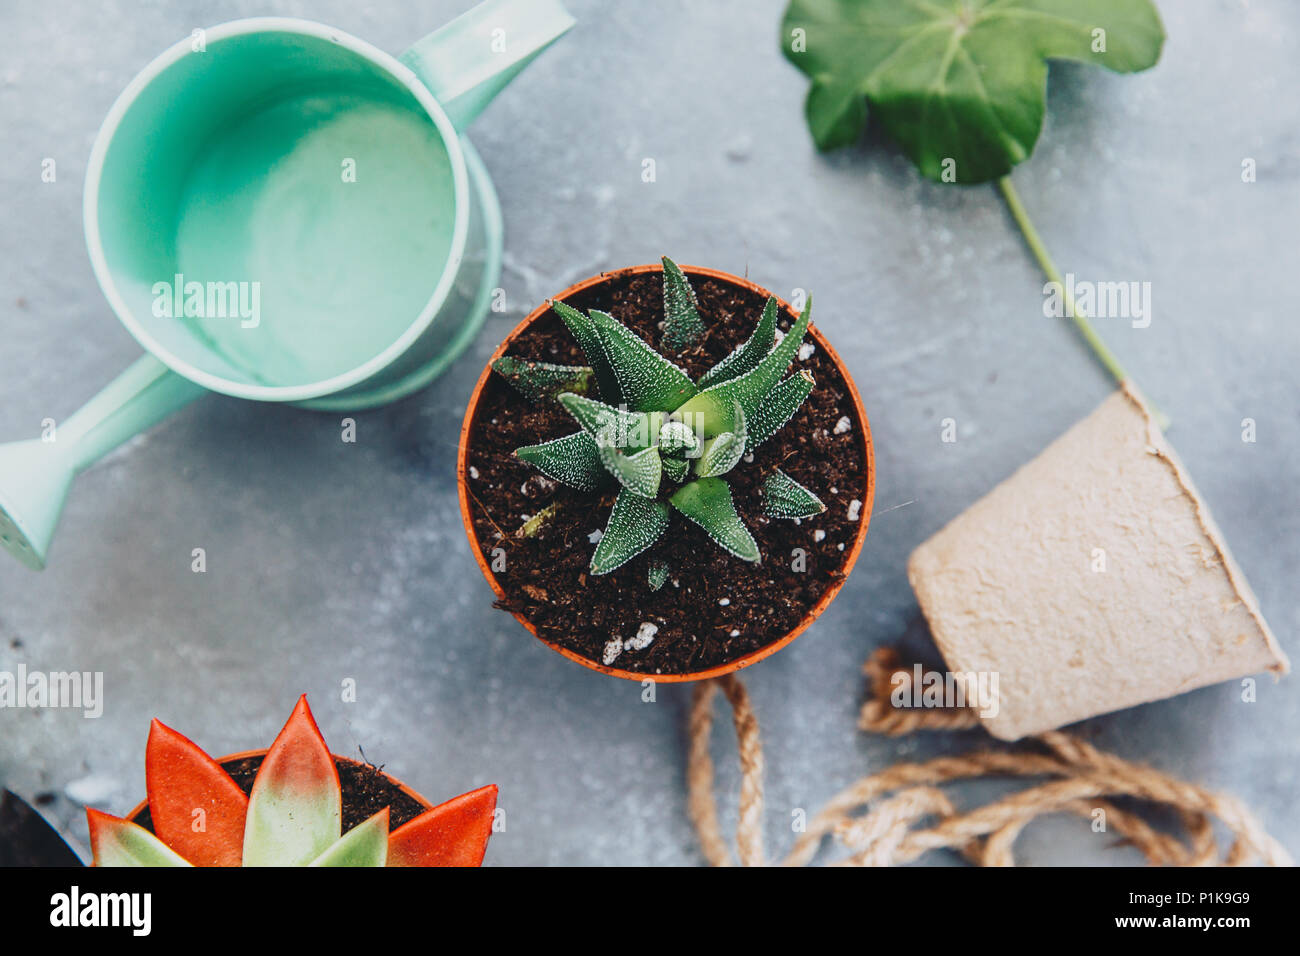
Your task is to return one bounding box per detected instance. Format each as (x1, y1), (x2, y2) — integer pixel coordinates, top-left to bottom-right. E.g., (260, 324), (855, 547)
(463, 268), (871, 675)
(132, 756), (427, 835)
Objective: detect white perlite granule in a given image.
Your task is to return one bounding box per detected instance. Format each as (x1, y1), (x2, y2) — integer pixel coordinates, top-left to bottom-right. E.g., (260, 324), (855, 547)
(833, 416), (852, 434)
(719, 598), (731, 606)
(588, 529), (603, 544)
(729, 629), (740, 637)
(848, 499), (863, 521)
(628, 622), (659, 651)
(602, 638), (623, 665)
(469, 466), (480, 479)
(813, 529), (826, 543)
(798, 342), (815, 361)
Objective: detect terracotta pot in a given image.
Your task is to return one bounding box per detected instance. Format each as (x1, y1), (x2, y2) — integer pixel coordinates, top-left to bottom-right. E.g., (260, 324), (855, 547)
(458, 264), (875, 682)
(128, 749), (431, 824)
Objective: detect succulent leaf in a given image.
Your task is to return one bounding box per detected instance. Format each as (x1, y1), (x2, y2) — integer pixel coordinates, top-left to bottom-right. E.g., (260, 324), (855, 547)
(657, 420), (700, 455)
(661, 256), (705, 351)
(598, 442), (662, 498)
(763, 469), (827, 519)
(145, 719), (248, 867)
(242, 697), (341, 867)
(309, 808), (389, 867)
(694, 431), (746, 478)
(669, 478), (760, 562)
(661, 455), (689, 484)
(558, 393), (660, 451)
(552, 300), (621, 402)
(590, 309), (698, 413)
(591, 490), (671, 574)
(515, 431), (607, 492)
(698, 296), (779, 388)
(674, 300), (811, 436)
(492, 356), (592, 403)
(748, 370), (815, 451)
(87, 809), (193, 867)
(648, 559), (670, 591)
(388, 785), (498, 867)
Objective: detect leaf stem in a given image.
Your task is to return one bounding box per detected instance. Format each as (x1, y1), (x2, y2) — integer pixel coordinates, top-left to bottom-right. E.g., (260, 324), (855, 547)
(996, 175), (1168, 430)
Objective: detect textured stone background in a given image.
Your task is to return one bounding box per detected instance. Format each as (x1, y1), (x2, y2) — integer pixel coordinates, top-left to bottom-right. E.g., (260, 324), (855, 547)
(0, 0), (1295, 865)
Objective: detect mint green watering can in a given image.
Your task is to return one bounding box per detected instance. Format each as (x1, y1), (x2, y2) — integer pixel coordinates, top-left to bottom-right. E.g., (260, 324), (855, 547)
(0, 2), (574, 570)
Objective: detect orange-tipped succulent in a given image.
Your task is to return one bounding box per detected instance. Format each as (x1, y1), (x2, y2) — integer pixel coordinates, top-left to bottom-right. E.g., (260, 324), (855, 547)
(87, 697), (496, 867)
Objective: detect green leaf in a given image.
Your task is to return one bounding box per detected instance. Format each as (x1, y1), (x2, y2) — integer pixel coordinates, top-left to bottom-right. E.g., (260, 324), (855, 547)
(698, 296), (778, 389)
(310, 809), (389, 867)
(592, 491), (671, 574)
(516, 431), (607, 492)
(87, 810), (193, 867)
(557, 393), (661, 452)
(243, 697), (341, 867)
(694, 432), (745, 478)
(669, 477), (760, 563)
(805, 76), (869, 151)
(492, 356), (592, 403)
(674, 299), (811, 437)
(661, 455), (689, 484)
(661, 256), (705, 351)
(762, 469), (826, 518)
(552, 299), (621, 402)
(694, 404), (747, 479)
(657, 420), (700, 456)
(782, 0), (1165, 182)
(648, 559), (670, 591)
(598, 442), (662, 498)
(748, 370), (815, 451)
(590, 309), (698, 413)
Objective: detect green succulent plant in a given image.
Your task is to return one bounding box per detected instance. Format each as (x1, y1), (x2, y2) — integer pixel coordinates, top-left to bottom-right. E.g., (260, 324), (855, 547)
(492, 258), (825, 582)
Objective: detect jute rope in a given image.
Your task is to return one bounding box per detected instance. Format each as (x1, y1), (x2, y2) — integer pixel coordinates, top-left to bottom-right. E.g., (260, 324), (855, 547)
(687, 648), (1292, 867)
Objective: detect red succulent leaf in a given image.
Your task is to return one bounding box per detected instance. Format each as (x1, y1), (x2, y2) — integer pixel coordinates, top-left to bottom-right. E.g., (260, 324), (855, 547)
(243, 695), (342, 866)
(87, 808), (191, 866)
(145, 719), (248, 867)
(387, 784), (497, 867)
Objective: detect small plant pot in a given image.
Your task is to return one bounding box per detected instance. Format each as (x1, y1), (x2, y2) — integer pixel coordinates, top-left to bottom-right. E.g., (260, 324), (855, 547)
(128, 750), (432, 835)
(458, 264), (874, 681)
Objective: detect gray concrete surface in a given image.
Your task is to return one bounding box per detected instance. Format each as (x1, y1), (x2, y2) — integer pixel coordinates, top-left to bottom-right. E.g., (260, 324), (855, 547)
(0, 0), (1296, 866)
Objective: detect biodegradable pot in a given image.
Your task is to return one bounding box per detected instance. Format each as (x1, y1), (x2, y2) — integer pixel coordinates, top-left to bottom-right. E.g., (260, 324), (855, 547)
(458, 264), (874, 681)
(909, 384), (1288, 740)
(128, 750), (432, 834)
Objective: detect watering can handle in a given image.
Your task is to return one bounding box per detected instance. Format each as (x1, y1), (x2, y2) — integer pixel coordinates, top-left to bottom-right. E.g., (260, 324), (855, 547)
(399, 0), (575, 130)
(0, 355), (204, 570)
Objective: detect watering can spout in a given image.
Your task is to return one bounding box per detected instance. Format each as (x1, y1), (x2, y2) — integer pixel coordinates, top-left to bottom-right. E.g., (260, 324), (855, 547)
(0, 355), (205, 571)
(0, 439), (75, 570)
